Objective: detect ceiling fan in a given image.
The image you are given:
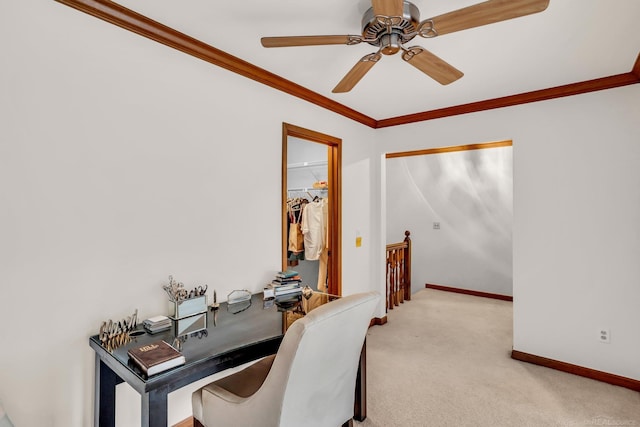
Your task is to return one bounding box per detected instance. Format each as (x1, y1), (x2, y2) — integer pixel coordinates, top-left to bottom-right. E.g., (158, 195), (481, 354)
(261, 0), (550, 93)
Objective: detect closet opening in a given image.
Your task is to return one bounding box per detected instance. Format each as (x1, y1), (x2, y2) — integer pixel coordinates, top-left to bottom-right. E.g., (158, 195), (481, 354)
(282, 123), (342, 296)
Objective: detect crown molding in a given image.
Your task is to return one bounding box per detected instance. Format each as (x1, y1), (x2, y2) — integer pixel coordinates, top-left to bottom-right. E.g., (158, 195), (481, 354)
(54, 0), (639, 129)
(53, 0), (377, 128)
(376, 71), (640, 128)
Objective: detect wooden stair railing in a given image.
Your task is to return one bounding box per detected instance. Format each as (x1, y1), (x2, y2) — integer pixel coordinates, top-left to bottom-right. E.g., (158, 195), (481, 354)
(385, 230), (411, 311)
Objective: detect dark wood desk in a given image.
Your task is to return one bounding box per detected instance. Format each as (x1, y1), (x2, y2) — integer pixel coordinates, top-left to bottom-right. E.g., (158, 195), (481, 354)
(90, 294), (367, 427)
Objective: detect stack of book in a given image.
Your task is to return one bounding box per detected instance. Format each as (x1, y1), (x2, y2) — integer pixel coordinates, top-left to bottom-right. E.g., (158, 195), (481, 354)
(143, 315), (172, 334)
(270, 270), (302, 297)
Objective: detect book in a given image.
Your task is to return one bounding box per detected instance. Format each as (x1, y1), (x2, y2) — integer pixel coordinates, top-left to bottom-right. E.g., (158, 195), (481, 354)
(264, 282), (301, 298)
(276, 270), (299, 278)
(127, 340), (185, 376)
(272, 276), (301, 283)
(271, 280), (301, 288)
(273, 280), (301, 288)
(274, 286), (302, 296)
(145, 315), (170, 324)
(143, 315), (172, 334)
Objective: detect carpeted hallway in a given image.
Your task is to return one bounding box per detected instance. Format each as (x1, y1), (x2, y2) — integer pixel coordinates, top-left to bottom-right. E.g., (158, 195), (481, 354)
(358, 288), (640, 427)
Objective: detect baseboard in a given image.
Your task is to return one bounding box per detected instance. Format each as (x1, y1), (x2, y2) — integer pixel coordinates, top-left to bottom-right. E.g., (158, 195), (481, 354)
(370, 316), (388, 327)
(511, 350), (640, 392)
(425, 283), (513, 302)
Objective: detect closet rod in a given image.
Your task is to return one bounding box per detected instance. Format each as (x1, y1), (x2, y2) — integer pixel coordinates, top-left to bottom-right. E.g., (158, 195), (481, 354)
(287, 160), (328, 170)
(288, 187), (328, 192)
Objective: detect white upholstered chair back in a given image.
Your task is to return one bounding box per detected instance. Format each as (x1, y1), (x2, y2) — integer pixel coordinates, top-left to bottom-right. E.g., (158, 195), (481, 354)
(193, 291), (379, 427)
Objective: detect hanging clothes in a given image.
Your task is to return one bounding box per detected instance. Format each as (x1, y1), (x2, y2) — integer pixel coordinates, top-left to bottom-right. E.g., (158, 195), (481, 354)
(287, 198), (306, 253)
(288, 220), (304, 254)
(286, 192), (329, 282)
(316, 198), (329, 292)
(301, 198), (327, 261)
(286, 198), (307, 266)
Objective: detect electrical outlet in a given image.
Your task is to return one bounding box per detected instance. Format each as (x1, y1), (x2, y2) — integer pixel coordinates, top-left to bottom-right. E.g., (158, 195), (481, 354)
(598, 328), (610, 344)
(433, 222), (440, 230)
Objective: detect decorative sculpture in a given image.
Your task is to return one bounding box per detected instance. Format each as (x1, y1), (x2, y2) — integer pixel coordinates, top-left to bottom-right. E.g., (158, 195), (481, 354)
(98, 309), (139, 352)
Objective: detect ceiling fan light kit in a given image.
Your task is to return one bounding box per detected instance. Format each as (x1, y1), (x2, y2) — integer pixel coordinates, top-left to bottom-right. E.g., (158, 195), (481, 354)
(261, 0), (550, 93)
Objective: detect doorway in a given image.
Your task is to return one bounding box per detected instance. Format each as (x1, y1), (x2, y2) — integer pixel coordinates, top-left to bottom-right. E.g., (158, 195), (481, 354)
(282, 123), (342, 296)
(385, 141), (513, 296)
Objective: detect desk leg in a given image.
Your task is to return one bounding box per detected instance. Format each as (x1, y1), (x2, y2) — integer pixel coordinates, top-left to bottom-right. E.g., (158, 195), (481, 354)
(354, 339), (367, 421)
(141, 386), (168, 427)
(95, 354), (123, 427)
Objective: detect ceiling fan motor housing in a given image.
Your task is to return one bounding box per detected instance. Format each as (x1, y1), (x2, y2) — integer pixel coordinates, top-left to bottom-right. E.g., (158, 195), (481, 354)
(362, 1), (420, 55)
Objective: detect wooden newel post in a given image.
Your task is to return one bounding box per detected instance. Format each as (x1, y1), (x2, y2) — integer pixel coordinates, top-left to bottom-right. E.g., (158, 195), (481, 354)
(403, 230), (411, 301)
(385, 231), (412, 311)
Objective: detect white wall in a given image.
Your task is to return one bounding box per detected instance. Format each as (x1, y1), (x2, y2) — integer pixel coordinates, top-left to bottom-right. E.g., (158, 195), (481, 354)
(386, 147), (513, 295)
(0, 1), (379, 426)
(376, 85), (640, 381)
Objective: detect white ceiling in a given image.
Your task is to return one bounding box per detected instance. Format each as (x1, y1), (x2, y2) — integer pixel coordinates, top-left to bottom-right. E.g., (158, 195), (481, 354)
(115, 0), (640, 119)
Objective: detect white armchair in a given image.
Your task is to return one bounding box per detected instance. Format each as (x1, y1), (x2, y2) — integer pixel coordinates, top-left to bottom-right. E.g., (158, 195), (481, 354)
(192, 292), (379, 427)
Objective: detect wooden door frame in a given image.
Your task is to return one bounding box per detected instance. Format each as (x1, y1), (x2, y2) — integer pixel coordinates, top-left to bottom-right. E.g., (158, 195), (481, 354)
(282, 123), (342, 296)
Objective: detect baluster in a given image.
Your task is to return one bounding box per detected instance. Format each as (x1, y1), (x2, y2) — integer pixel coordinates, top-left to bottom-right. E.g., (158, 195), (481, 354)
(390, 250), (397, 308)
(386, 250), (392, 310)
(398, 250), (405, 304)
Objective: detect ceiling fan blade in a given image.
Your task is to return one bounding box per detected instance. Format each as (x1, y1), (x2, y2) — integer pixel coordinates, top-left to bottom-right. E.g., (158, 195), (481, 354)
(332, 53), (382, 93)
(402, 47), (463, 85)
(424, 0), (549, 37)
(372, 0), (404, 17)
(261, 35), (360, 48)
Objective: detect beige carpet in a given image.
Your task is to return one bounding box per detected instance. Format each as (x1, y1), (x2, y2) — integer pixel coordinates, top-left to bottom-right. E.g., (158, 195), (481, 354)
(358, 289), (640, 427)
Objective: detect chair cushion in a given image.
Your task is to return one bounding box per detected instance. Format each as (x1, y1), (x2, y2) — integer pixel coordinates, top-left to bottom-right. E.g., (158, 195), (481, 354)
(192, 355), (276, 422)
(207, 354), (275, 399)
